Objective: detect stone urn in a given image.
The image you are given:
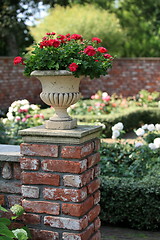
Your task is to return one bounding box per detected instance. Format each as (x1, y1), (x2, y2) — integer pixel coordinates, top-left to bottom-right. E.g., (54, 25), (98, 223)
(31, 70), (83, 130)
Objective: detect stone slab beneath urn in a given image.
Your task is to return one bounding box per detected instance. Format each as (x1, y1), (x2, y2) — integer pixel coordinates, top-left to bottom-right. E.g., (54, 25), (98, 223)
(19, 125), (102, 144)
(45, 118), (77, 130)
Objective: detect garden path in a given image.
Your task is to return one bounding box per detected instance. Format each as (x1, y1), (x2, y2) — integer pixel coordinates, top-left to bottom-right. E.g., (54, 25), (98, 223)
(101, 225), (160, 240)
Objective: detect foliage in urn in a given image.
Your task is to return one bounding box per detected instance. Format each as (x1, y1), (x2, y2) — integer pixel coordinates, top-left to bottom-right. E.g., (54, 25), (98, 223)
(14, 32), (113, 79)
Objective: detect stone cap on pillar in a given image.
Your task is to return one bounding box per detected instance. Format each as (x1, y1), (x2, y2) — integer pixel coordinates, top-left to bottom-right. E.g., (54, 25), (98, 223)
(19, 125), (102, 144)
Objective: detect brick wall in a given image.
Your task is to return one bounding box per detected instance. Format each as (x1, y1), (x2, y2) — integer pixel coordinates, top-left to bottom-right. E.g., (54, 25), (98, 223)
(0, 57), (160, 110)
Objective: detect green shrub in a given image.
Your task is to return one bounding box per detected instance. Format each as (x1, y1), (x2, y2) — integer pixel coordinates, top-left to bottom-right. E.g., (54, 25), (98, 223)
(100, 142), (160, 179)
(100, 176), (160, 230)
(30, 4), (125, 56)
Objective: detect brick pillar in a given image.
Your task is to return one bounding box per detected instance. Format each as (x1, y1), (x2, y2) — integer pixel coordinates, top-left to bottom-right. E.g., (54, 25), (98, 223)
(19, 125), (102, 240)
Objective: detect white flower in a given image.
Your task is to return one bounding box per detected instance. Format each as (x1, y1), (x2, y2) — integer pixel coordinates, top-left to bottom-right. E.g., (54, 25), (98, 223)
(30, 104), (39, 110)
(20, 104), (30, 110)
(112, 122), (124, 131)
(155, 124), (160, 131)
(20, 99), (29, 105)
(154, 138), (160, 149)
(147, 124), (155, 132)
(8, 106), (14, 113)
(148, 143), (157, 150)
(135, 128), (145, 136)
(135, 142), (144, 148)
(6, 112), (14, 121)
(102, 92), (108, 98)
(112, 130), (120, 139)
(142, 124), (148, 130)
(2, 118), (8, 124)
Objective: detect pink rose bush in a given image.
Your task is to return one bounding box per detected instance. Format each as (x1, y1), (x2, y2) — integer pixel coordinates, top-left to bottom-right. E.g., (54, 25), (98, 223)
(14, 32), (113, 79)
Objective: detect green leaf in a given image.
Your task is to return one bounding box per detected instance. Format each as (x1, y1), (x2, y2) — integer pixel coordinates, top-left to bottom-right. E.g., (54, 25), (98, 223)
(0, 218), (11, 226)
(0, 223), (15, 238)
(0, 205), (8, 212)
(0, 236), (13, 240)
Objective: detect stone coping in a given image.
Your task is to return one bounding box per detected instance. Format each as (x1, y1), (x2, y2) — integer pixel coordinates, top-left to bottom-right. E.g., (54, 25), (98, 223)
(19, 125), (102, 144)
(0, 144), (21, 162)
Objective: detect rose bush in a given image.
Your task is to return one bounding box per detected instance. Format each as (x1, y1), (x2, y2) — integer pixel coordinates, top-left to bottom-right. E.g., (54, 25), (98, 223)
(14, 32), (113, 79)
(0, 99), (44, 144)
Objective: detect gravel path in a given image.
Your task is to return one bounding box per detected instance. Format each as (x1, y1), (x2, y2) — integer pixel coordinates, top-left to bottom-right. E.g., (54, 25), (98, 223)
(101, 225), (160, 240)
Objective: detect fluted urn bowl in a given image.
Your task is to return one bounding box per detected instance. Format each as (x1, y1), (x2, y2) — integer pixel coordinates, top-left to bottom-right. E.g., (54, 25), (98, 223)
(31, 70), (83, 130)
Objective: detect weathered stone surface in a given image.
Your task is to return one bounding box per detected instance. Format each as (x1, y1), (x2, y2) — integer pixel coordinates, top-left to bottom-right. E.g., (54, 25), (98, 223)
(19, 125), (102, 144)
(2, 162), (12, 179)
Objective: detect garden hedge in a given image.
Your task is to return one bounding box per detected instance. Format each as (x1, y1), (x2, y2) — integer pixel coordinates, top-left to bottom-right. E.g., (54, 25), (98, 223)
(76, 107), (160, 137)
(100, 176), (160, 230)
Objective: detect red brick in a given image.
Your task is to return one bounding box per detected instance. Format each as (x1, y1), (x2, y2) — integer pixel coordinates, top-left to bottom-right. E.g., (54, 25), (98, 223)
(61, 142), (94, 159)
(13, 163), (21, 180)
(44, 216), (88, 230)
(94, 165), (101, 177)
(22, 200), (60, 215)
(30, 229), (59, 240)
(62, 195), (94, 217)
(21, 172), (60, 186)
(20, 157), (40, 170)
(87, 205), (101, 223)
(87, 179), (100, 194)
(63, 168), (94, 188)
(43, 187), (87, 202)
(21, 185), (39, 198)
(0, 195), (5, 205)
(7, 195), (22, 207)
(93, 190), (101, 205)
(20, 143), (58, 157)
(41, 159), (87, 173)
(22, 213), (40, 225)
(87, 152), (100, 168)
(94, 139), (100, 151)
(94, 217), (101, 231)
(90, 230), (101, 240)
(62, 223), (94, 240)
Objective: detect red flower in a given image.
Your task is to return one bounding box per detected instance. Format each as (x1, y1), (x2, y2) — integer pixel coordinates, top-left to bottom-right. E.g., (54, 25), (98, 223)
(103, 54), (113, 59)
(97, 47), (108, 53)
(70, 34), (83, 40)
(46, 32), (56, 35)
(51, 39), (61, 47)
(13, 56), (24, 65)
(84, 46), (96, 56)
(92, 37), (102, 44)
(69, 63), (79, 72)
(40, 39), (61, 48)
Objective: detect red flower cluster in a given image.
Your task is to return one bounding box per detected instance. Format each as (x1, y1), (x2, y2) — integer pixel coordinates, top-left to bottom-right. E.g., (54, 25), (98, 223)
(84, 45), (96, 56)
(69, 63), (79, 72)
(13, 56), (24, 65)
(40, 39), (61, 48)
(92, 37), (102, 44)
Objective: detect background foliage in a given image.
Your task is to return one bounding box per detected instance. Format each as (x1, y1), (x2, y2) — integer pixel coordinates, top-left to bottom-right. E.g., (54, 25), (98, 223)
(30, 4), (124, 56)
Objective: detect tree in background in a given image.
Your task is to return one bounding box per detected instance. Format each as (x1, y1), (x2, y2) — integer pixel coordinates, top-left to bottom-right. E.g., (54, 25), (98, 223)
(115, 0), (160, 57)
(30, 4), (125, 57)
(0, 0), (74, 56)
